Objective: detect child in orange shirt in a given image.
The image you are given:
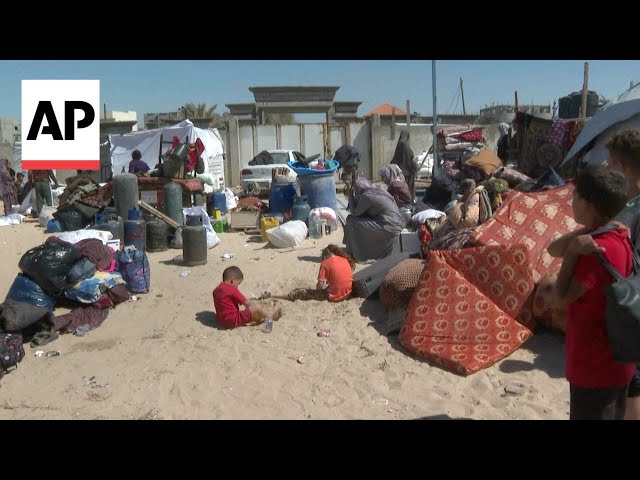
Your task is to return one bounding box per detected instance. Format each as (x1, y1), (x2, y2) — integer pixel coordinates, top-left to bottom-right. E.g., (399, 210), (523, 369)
(272, 245), (355, 302)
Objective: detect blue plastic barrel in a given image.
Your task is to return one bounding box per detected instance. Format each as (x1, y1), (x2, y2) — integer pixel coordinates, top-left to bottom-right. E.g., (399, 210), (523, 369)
(211, 192), (228, 215)
(269, 182), (296, 214)
(297, 173), (337, 212)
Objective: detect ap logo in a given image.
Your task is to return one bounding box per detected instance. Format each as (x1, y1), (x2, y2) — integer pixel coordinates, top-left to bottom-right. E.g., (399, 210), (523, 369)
(22, 80), (100, 170)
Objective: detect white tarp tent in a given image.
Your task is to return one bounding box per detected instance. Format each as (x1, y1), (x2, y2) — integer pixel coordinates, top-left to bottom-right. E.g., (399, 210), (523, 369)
(563, 84), (640, 167)
(109, 120), (225, 192)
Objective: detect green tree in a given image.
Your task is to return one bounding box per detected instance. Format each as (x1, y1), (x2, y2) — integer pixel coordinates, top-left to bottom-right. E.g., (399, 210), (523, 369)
(183, 102), (225, 128)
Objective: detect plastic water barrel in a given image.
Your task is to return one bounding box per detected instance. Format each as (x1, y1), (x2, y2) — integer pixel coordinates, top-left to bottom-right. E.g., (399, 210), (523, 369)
(146, 220), (168, 252)
(125, 209), (146, 251)
(269, 182), (296, 214)
(112, 173), (139, 221)
(297, 173), (337, 212)
(182, 215), (207, 266)
(163, 180), (183, 226)
(211, 192), (228, 215)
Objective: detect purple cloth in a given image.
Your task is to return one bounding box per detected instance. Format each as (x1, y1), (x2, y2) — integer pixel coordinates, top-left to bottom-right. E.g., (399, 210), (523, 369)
(53, 306), (109, 333)
(129, 159), (150, 174)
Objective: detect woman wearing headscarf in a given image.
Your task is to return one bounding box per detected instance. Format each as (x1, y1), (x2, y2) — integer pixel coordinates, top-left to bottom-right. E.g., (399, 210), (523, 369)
(496, 122), (510, 163)
(390, 130), (417, 200)
(0, 159), (17, 216)
(343, 178), (405, 262)
(379, 164), (412, 206)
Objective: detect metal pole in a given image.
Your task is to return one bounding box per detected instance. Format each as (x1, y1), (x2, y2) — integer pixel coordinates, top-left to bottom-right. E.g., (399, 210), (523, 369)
(460, 78), (466, 115)
(432, 60), (439, 174)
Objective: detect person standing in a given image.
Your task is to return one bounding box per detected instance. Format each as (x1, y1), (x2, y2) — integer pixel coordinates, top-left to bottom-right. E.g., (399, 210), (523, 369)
(28, 169), (58, 214)
(0, 159), (18, 216)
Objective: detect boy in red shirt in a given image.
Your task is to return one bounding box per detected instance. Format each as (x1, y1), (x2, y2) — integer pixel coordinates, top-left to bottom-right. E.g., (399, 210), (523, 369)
(213, 266), (282, 329)
(548, 166), (636, 420)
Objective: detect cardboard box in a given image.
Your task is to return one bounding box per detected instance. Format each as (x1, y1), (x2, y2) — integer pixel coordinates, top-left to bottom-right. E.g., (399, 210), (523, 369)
(230, 210), (261, 230)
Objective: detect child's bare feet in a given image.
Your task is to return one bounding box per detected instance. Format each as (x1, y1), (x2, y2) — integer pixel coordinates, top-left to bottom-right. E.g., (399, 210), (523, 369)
(273, 308), (283, 321)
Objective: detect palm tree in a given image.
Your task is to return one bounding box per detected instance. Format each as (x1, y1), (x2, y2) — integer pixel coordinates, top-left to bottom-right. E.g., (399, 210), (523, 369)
(182, 102), (224, 128)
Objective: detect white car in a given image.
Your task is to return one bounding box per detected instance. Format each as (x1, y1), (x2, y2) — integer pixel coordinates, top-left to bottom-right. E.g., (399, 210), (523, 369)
(241, 149), (302, 196)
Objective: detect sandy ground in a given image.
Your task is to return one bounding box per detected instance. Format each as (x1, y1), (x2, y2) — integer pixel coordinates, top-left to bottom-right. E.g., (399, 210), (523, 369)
(0, 218), (569, 420)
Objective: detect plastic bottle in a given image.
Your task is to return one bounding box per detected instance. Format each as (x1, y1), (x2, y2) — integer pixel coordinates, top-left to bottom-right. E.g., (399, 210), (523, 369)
(309, 215), (322, 239)
(263, 318), (273, 333)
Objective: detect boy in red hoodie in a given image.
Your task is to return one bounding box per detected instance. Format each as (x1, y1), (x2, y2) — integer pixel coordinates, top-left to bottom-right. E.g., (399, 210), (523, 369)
(549, 166), (636, 420)
(213, 266), (282, 329)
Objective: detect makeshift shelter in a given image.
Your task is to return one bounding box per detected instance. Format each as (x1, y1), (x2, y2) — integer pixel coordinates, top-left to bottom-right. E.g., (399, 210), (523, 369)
(109, 120), (225, 192)
(563, 84), (640, 167)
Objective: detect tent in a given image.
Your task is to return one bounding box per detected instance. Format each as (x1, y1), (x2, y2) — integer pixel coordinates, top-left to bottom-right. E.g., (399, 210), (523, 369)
(563, 84), (640, 167)
(109, 120), (225, 192)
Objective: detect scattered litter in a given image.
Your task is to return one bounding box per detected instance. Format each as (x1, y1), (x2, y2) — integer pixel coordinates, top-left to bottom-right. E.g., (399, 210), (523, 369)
(156, 294), (163, 298)
(373, 398), (389, 406)
(317, 329), (331, 337)
(179, 271), (190, 278)
(297, 355), (305, 364)
(221, 253), (235, 259)
(239, 232), (246, 236)
(250, 257), (260, 261)
(74, 324), (91, 337)
(131, 295), (138, 302)
(45, 351), (61, 357)
(34, 350), (44, 358)
(83, 375), (109, 389)
(244, 244), (249, 247)
(263, 319), (273, 333)
(502, 383), (526, 397)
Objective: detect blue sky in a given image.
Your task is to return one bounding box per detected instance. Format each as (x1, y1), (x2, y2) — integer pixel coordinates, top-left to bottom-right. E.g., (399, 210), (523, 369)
(1, 60), (639, 125)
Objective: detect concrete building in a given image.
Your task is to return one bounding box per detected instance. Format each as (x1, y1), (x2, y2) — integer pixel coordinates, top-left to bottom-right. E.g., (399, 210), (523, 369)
(143, 111), (182, 130)
(0, 117), (20, 144)
(479, 104), (552, 124)
(100, 110), (138, 136)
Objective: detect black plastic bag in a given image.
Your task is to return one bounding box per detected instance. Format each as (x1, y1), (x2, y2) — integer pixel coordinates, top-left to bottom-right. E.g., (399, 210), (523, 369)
(18, 243), (82, 296)
(53, 209), (86, 231)
(67, 258), (97, 285)
(0, 299), (50, 333)
(6, 274), (54, 311)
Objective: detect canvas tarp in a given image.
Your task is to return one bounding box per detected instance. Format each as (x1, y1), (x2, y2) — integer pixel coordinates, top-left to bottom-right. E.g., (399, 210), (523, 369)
(109, 120), (225, 191)
(563, 84), (640, 167)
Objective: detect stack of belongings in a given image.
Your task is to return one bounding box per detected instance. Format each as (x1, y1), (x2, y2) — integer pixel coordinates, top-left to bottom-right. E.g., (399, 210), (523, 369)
(471, 184), (580, 334)
(0, 230), (152, 355)
(231, 197), (268, 217)
(436, 127), (488, 183)
(395, 178), (578, 375)
(511, 111), (585, 178)
(54, 173), (112, 232)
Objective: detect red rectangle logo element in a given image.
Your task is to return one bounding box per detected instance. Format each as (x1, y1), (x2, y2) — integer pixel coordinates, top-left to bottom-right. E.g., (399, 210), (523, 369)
(22, 160), (100, 170)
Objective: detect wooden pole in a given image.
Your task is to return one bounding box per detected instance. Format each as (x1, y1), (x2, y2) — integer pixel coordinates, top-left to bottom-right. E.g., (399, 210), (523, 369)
(406, 99), (411, 130)
(580, 62), (590, 119)
(460, 78), (466, 115)
(514, 91), (519, 113)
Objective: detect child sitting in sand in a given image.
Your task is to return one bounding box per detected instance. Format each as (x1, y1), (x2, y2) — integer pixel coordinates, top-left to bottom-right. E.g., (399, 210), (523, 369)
(213, 266), (282, 329)
(271, 245), (355, 302)
(548, 166), (636, 420)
